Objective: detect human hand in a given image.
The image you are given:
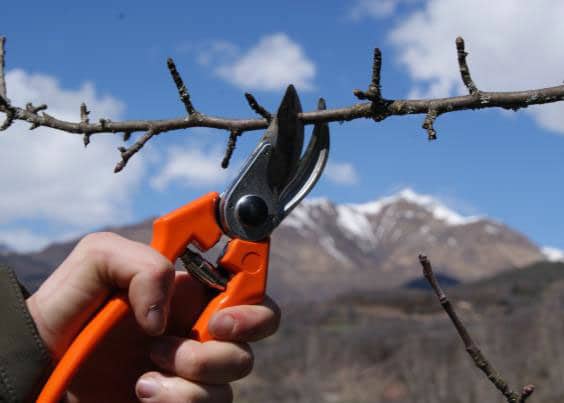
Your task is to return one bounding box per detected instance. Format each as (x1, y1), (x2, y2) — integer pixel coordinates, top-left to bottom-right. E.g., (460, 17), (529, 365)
(27, 232), (280, 402)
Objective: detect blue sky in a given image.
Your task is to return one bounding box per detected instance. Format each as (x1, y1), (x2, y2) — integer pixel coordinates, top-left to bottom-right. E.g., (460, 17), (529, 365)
(0, 0), (563, 253)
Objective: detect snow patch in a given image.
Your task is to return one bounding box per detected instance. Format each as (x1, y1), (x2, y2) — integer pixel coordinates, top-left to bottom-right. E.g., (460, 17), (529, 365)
(282, 198), (334, 234)
(305, 197), (334, 211)
(336, 205), (376, 243)
(542, 247), (564, 262)
(352, 188), (481, 226)
(283, 189), (483, 244)
(319, 236), (351, 264)
(484, 224), (500, 235)
(283, 204), (317, 232)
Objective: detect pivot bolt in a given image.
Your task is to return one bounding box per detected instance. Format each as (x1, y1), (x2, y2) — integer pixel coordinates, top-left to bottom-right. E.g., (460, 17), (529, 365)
(236, 195), (269, 227)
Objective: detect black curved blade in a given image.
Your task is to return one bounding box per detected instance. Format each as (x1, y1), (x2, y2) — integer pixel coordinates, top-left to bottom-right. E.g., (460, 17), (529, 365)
(262, 85), (304, 191)
(280, 97), (330, 217)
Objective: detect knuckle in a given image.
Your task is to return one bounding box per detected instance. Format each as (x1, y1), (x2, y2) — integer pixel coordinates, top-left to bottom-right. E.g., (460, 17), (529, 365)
(145, 260), (174, 293)
(141, 249), (173, 279)
(148, 255), (174, 278)
(81, 231), (119, 245)
(76, 232), (119, 265)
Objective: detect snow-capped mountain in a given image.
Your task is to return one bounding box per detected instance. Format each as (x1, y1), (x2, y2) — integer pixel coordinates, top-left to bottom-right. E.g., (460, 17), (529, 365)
(266, 188), (544, 301)
(5, 189), (547, 303)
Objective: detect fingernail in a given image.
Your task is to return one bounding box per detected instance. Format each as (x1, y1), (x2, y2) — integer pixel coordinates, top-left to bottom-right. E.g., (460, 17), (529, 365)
(136, 377), (159, 399)
(150, 337), (175, 368)
(210, 313), (235, 337)
(146, 304), (165, 335)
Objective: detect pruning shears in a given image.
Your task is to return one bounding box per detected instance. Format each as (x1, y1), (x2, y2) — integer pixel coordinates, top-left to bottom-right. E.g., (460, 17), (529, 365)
(37, 85), (330, 402)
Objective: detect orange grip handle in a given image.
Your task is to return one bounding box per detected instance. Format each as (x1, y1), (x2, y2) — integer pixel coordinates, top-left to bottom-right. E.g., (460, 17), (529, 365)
(37, 193), (223, 403)
(36, 295), (130, 403)
(191, 238), (270, 341)
(148, 192), (269, 341)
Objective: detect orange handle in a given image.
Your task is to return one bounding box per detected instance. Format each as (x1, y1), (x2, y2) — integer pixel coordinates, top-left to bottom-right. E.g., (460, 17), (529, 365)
(148, 192), (269, 341)
(37, 193), (223, 403)
(36, 295), (130, 403)
(37, 192), (270, 402)
(191, 238), (270, 341)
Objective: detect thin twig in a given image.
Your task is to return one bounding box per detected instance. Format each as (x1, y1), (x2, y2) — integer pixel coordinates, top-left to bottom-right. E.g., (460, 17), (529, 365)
(244, 93), (272, 121)
(25, 103), (47, 131)
(353, 48), (383, 101)
(318, 97), (327, 111)
(369, 48), (382, 97)
(0, 37), (6, 99)
(0, 37), (14, 132)
(167, 58), (197, 116)
(80, 103), (90, 124)
(422, 109), (439, 140)
(114, 129), (157, 172)
(26, 103), (47, 114)
(221, 129), (241, 169)
(418, 254), (535, 403)
(456, 37), (479, 95)
(80, 103), (91, 146)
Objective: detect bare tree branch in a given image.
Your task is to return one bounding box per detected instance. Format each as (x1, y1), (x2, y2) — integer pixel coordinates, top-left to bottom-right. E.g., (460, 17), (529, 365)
(418, 254), (535, 403)
(1, 36), (564, 171)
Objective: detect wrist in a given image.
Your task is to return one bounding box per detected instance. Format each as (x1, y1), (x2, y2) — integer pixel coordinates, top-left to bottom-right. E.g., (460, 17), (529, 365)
(26, 293), (60, 359)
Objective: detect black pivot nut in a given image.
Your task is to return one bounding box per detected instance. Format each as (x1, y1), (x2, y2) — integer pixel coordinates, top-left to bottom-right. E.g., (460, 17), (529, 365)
(236, 195), (269, 227)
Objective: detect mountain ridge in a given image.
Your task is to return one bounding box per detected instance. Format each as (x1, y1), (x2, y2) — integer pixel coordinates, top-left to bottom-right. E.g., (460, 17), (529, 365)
(4, 189), (548, 302)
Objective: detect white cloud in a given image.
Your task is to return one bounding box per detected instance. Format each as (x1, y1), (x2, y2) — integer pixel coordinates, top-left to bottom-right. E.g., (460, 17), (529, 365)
(206, 33), (316, 92)
(197, 40), (239, 67)
(348, 0), (408, 20)
(0, 69), (144, 251)
(150, 145), (230, 190)
(325, 161), (359, 185)
(388, 0), (564, 133)
(0, 228), (51, 252)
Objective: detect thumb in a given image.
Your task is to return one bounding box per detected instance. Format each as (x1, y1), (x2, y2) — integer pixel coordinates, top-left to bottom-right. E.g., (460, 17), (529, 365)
(27, 232), (175, 358)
